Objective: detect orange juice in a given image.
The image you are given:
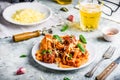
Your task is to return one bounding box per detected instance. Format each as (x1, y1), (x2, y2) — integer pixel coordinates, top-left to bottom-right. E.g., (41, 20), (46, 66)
(79, 3), (102, 31)
(55, 0), (72, 5)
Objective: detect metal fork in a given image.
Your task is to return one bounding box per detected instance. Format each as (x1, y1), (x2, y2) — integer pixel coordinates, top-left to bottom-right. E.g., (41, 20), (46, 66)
(85, 46), (116, 78)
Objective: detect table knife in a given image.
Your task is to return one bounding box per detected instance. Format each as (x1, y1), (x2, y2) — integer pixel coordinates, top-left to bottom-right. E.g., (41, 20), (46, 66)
(96, 56), (120, 80)
(13, 28), (52, 42)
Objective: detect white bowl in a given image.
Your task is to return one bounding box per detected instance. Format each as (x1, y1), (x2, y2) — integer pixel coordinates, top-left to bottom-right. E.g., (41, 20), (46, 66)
(102, 27), (119, 41)
(2, 2), (52, 26)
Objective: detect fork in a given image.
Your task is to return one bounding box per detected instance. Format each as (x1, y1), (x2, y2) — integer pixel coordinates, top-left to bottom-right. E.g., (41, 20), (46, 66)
(85, 46), (116, 78)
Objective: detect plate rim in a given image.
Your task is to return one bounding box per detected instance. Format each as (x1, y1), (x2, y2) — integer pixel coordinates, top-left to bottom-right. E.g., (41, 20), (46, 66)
(32, 41), (96, 71)
(2, 2), (52, 26)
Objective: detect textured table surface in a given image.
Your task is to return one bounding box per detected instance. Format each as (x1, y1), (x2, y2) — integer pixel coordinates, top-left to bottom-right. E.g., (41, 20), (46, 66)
(0, 0), (120, 80)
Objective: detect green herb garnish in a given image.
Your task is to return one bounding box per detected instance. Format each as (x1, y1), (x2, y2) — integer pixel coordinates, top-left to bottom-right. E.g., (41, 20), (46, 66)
(42, 50), (47, 54)
(60, 7), (68, 12)
(79, 34), (87, 44)
(68, 54), (73, 60)
(47, 50), (52, 54)
(77, 43), (85, 53)
(61, 24), (69, 32)
(53, 35), (62, 42)
(20, 54), (27, 58)
(63, 77), (70, 80)
(42, 50), (52, 54)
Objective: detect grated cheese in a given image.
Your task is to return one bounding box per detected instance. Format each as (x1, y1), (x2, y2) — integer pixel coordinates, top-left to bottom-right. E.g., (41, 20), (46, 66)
(12, 9), (45, 24)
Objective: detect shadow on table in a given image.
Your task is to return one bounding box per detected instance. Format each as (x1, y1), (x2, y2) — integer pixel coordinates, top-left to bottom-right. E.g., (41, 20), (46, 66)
(97, 36), (109, 42)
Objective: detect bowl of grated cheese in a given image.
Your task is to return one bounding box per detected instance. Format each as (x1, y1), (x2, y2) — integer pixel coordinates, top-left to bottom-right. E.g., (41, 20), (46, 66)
(2, 2), (52, 26)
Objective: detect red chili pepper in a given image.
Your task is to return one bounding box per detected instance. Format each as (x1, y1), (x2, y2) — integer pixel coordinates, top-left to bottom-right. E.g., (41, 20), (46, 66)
(67, 15), (74, 22)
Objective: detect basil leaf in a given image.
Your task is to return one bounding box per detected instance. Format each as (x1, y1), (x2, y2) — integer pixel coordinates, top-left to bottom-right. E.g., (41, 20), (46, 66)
(63, 77), (70, 80)
(79, 34), (87, 44)
(53, 35), (62, 42)
(20, 54), (27, 58)
(61, 24), (69, 32)
(77, 43), (85, 53)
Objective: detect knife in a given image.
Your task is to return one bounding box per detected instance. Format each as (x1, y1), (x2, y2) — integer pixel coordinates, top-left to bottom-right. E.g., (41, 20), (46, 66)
(96, 56), (120, 80)
(13, 28), (52, 42)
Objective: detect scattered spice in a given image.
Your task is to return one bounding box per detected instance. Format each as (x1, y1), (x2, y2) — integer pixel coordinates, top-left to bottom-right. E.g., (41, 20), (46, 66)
(56, 24), (62, 26)
(67, 15), (74, 22)
(106, 32), (115, 35)
(60, 7), (68, 12)
(42, 28), (53, 35)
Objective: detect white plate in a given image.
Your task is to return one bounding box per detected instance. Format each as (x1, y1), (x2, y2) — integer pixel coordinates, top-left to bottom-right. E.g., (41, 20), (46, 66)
(2, 2), (52, 26)
(32, 41), (96, 71)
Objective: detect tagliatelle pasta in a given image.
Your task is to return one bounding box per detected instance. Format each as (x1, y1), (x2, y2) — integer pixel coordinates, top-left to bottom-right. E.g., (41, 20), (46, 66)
(35, 34), (89, 68)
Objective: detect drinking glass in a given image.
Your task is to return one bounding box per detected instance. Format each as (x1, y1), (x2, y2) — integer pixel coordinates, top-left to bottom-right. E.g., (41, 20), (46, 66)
(79, 0), (102, 31)
(55, 0), (72, 5)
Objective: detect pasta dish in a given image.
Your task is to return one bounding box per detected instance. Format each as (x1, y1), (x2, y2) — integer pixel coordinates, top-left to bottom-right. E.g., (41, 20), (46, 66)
(35, 34), (89, 68)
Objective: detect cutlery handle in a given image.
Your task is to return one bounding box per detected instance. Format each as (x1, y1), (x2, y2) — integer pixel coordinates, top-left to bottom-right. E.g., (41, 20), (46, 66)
(13, 30), (41, 42)
(85, 58), (104, 77)
(96, 62), (118, 80)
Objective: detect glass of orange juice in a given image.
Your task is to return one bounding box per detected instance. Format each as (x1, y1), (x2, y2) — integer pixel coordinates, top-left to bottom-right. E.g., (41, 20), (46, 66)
(79, 0), (102, 31)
